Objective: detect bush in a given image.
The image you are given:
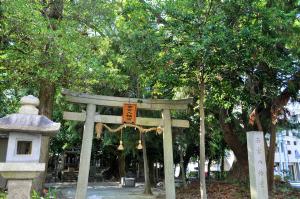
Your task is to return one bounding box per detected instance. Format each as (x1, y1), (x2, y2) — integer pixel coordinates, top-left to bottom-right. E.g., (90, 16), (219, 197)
(32, 188), (57, 199)
(0, 191), (7, 199)
(274, 175), (282, 183)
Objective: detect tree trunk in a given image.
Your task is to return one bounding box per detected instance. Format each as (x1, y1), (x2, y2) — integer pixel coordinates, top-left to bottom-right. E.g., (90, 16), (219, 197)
(180, 148), (187, 188)
(199, 81), (207, 199)
(267, 123), (276, 191)
(135, 77), (152, 194)
(33, 81), (56, 192)
(183, 148), (193, 178)
(119, 152), (126, 178)
(148, 157), (154, 186)
(219, 109), (249, 181)
(155, 162), (159, 183)
(38, 81), (56, 119)
(207, 158), (211, 180)
(183, 158), (189, 178)
(152, 161), (156, 184)
(220, 149), (225, 179)
(136, 161), (140, 179)
(142, 134), (152, 195)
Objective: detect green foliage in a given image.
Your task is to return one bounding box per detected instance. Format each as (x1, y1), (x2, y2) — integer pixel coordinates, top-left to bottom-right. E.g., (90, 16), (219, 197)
(2, 0), (128, 92)
(32, 188), (57, 199)
(1, 0), (131, 154)
(0, 191), (6, 199)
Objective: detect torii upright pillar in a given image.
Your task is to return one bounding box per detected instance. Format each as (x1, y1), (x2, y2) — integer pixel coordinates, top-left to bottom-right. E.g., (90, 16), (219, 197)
(75, 104), (96, 199)
(162, 109), (175, 199)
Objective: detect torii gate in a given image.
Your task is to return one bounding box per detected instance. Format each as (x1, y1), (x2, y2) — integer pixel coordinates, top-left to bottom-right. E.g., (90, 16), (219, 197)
(62, 89), (192, 199)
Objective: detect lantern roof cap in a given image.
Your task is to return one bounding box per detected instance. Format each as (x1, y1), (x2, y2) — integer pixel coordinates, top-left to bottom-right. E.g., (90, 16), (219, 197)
(0, 95), (60, 136)
(0, 113), (60, 136)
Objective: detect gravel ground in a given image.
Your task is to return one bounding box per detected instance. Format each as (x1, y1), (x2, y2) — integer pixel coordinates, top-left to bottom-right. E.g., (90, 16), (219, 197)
(44, 180), (300, 199)
(46, 182), (165, 199)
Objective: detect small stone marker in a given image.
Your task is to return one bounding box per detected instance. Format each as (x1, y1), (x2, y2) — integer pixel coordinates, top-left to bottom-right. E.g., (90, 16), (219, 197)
(121, 177), (135, 187)
(247, 131), (268, 199)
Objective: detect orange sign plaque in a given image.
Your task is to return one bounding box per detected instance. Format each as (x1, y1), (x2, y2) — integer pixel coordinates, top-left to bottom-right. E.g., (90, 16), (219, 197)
(122, 103), (137, 124)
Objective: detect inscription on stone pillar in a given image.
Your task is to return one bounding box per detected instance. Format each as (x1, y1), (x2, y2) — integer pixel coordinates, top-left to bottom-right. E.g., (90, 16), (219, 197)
(247, 131), (268, 199)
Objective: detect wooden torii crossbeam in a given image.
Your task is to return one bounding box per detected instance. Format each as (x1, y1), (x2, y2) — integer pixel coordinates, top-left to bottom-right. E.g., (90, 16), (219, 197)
(62, 89), (192, 199)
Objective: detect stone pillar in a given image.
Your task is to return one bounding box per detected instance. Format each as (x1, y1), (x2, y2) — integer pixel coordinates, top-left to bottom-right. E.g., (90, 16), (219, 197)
(247, 131), (268, 199)
(7, 180), (32, 199)
(162, 109), (175, 199)
(75, 104), (96, 199)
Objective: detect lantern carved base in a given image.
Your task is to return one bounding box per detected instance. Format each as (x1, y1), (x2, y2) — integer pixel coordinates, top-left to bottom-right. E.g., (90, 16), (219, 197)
(0, 163), (45, 199)
(7, 180), (32, 199)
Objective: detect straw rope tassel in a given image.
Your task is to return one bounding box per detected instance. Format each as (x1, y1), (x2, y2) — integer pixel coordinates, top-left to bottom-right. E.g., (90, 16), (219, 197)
(95, 123), (103, 139)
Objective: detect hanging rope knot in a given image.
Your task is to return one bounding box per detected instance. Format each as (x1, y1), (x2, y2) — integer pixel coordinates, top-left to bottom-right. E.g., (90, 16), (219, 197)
(95, 123), (103, 139)
(156, 126), (163, 134)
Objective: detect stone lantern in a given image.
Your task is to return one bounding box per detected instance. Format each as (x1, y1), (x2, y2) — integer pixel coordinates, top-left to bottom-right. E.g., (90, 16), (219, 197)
(0, 95), (60, 199)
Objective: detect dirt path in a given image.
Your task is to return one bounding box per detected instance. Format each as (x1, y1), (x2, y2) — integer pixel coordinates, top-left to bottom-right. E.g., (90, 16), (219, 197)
(176, 181), (300, 199)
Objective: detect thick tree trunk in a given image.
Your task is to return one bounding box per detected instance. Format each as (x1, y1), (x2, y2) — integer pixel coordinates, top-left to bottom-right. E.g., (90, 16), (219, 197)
(267, 123), (276, 191)
(33, 81), (56, 192)
(39, 81), (56, 118)
(142, 134), (152, 195)
(199, 81), (207, 199)
(219, 109), (249, 181)
(265, 72), (300, 191)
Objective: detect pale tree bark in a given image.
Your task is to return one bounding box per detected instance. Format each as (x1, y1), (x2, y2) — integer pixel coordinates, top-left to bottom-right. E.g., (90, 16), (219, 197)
(199, 81), (207, 199)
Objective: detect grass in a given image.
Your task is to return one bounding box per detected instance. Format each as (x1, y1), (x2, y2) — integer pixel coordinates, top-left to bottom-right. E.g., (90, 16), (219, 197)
(0, 188), (58, 199)
(0, 191), (7, 199)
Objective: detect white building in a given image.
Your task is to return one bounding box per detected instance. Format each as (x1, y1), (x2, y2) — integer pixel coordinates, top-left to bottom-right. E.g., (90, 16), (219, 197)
(274, 103), (300, 181)
(180, 150), (235, 178)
